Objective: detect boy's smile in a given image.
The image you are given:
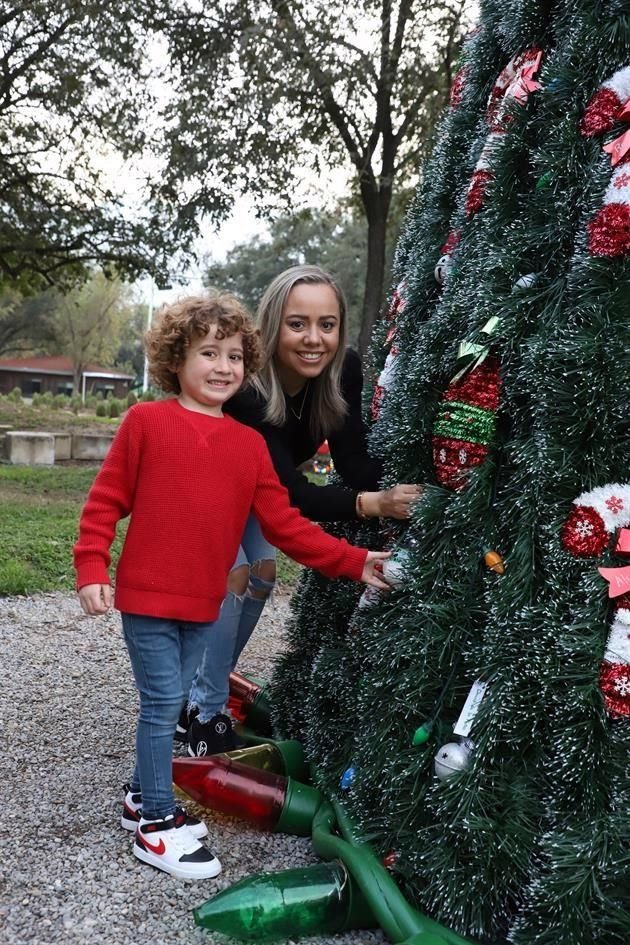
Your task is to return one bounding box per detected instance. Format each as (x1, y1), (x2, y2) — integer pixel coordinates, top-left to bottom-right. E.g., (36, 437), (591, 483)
(176, 325), (245, 416)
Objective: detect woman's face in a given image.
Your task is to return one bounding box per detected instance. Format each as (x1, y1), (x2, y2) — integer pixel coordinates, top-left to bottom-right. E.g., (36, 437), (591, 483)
(274, 282), (341, 393)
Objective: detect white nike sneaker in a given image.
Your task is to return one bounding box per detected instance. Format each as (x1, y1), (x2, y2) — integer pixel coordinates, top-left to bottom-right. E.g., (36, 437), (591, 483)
(133, 812), (222, 879)
(121, 784), (208, 840)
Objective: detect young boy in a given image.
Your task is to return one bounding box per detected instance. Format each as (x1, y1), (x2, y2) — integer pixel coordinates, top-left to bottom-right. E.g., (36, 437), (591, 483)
(74, 292), (389, 880)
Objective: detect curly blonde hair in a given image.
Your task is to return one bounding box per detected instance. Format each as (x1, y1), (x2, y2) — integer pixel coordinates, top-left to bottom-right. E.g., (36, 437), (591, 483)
(146, 292), (262, 394)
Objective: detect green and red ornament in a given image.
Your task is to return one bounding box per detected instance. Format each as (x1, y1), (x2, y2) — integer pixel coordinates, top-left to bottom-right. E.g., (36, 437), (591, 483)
(580, 64), (630, 257)
(432, 355), (501, 491)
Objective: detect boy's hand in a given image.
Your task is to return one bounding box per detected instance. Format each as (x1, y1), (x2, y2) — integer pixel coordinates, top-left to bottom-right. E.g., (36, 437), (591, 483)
(78, 583), (112, 615)
(361, 551), (392, 590)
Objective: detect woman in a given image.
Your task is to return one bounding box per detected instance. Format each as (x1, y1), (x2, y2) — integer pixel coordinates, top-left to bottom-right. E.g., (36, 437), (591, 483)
(183, 265), (421, 756)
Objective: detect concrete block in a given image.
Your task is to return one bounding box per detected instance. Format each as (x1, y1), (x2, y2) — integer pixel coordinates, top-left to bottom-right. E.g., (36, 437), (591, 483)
(71, 433), (114, 461)
(6, 431), (55, 466)
(52, 433), (72, 461)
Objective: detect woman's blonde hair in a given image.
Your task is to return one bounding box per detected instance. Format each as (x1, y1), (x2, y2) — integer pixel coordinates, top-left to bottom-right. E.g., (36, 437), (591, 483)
(146, 292), (261, 394)
(252, 265), (348, 441)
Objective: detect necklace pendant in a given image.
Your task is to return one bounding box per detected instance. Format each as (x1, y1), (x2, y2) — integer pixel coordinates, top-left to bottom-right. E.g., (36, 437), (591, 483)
(289, 381), (310, 421)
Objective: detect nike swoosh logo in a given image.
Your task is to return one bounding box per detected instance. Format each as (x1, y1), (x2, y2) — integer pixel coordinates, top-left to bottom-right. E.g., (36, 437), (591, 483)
(140, 834), (166, 855)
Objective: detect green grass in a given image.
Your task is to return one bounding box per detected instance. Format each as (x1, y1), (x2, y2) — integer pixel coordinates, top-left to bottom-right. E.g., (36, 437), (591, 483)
(0, 465), (302, 596)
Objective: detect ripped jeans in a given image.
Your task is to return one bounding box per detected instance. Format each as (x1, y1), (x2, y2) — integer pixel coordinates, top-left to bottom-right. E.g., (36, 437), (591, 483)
(188, 513), (276, 722)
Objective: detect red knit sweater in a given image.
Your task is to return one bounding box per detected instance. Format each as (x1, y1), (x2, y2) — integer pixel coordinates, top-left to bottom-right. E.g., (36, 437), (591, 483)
(74, 400), (367, 622)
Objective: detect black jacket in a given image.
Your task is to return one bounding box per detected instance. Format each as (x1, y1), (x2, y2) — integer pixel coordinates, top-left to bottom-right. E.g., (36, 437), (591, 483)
(224, 349), (383, 521)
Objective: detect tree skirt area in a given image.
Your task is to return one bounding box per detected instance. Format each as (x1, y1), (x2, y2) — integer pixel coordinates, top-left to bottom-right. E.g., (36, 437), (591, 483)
(0, 591), (386, 945)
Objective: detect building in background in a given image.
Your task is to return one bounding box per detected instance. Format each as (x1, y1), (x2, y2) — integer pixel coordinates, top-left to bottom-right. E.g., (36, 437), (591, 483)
(0, 356), (134, 400)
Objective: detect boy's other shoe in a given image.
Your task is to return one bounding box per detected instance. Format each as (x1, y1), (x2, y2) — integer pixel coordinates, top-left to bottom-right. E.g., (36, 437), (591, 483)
(133, 813), (221, 880)
(187, 712), (237, 757)
(174, 704), (198, 744)
(121, 784), (208, 839)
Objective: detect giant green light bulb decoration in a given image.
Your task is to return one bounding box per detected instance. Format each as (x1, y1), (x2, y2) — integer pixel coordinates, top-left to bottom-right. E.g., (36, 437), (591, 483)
(194, 860), (374, 942)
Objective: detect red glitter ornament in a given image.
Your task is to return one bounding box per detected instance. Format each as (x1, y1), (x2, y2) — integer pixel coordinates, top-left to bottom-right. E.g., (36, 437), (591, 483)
(444, 356), (501, 411)
(600, 662), (630, 718)
(580, 87), (623, 136)
(587, 203), (630, 257)
(561, 505), (609, 557)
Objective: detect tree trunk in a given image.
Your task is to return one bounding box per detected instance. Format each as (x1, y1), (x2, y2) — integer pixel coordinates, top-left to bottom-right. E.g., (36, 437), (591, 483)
(358, 192), (390, 357)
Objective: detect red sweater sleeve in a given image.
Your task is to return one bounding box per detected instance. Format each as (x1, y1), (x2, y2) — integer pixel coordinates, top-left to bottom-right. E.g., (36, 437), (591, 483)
(251, 437), (368, 581)
(73, 409), (142, 589)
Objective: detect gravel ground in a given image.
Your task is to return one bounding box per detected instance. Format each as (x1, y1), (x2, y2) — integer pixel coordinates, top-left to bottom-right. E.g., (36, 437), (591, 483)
(0, 591), (386, 945)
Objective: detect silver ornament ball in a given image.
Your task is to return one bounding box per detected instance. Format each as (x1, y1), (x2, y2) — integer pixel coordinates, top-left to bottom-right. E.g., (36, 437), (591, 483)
(512, 273), (538, 292)
(434, 740), (473, 780)
(382, 549), (411, 588)
(434, 254), (452, 285)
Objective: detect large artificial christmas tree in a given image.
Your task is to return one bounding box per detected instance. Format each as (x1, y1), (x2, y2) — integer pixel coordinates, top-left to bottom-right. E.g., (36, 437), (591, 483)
(269, 1), (630, 943)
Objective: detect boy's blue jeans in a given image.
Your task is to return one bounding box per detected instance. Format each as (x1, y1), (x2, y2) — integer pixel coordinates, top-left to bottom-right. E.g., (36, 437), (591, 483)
(122, 612), (215, 820)
(189, 514), (276, 722)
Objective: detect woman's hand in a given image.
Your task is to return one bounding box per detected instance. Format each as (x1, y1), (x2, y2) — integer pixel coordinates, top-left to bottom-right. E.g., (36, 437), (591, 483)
(78, 583), (112, 616)
(361, 551), (392, 590)
(359, 484), (423, 520)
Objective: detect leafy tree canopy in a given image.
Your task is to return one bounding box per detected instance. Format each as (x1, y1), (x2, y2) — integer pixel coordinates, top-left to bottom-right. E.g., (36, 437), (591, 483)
(160, 0), (472, 350)
(205, 207), (367, 343)
(204, 199), (410, 344)
(0, 1), (180, 290)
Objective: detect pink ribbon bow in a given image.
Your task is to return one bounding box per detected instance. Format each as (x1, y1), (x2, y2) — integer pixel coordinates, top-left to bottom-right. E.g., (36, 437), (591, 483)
(603, 98), (630, 166)
(598, 565), (630, 598)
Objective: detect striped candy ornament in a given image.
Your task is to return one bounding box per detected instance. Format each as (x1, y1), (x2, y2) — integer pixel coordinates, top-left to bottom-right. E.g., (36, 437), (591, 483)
(580, 64), (630, 257)
(561, 485), (630, 718)
(600, 593), (630, 718)
(465, 48), (543, 216)
(370, 283), (406, 422)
